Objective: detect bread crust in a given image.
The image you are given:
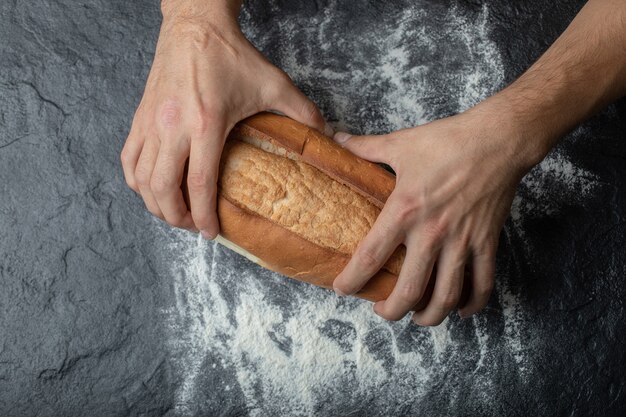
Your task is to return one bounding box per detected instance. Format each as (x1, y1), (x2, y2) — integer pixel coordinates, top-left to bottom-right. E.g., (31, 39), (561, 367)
(217, 195), (400, 302)
(232, 112), (396, 209)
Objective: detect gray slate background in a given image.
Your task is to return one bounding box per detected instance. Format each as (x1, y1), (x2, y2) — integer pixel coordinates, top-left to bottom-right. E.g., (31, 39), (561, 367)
(1, 0), (625, 416)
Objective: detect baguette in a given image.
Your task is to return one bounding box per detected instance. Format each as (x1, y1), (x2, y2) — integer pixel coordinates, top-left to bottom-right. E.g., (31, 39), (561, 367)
(183, 112), (433, 309)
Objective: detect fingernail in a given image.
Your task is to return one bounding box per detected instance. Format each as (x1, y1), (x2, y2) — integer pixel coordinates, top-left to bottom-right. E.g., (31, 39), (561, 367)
(323, 122), (335, 137)
(333, 286), (347, 297)
(333, 131), (352, 144)
(458, 311), (469, 319)
(200, 229), (215, 240)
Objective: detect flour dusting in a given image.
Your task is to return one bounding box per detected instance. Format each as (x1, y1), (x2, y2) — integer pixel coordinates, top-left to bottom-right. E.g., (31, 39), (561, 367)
(511, 150), (598, 234)
(164, 2), (598, 415)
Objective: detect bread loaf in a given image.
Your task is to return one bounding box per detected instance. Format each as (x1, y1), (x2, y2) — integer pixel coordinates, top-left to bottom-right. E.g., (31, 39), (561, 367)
(184, 112), (432, 307)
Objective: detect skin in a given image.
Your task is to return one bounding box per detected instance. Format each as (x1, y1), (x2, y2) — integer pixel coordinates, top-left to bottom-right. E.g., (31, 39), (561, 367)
(122, 0), (626, 325)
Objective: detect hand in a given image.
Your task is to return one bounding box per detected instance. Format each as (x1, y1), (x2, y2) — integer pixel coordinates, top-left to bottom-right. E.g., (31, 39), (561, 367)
(329, 0), (626, 326)
(121, 7), (331, 238)
(331, 105), (532, 325)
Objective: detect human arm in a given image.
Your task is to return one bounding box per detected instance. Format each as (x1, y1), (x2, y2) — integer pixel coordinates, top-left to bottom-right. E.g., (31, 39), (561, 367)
(121, 0), (332, 238)
(331, 0), (626, 325)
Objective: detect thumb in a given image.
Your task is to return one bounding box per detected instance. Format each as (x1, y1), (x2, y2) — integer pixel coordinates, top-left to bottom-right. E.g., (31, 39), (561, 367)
(269, 77), (334, 137)
(332, 131), (392, 164)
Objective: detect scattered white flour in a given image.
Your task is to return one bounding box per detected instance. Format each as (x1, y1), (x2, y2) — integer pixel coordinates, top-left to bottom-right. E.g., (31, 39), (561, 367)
(498, 287), (527, 375)
(162, 2), (599, 414)
(511, 148), (598, 232)
(167, 234), (429, 415)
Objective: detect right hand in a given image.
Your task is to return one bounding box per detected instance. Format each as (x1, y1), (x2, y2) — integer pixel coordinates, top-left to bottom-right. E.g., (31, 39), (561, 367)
(121, 6), (331, 238)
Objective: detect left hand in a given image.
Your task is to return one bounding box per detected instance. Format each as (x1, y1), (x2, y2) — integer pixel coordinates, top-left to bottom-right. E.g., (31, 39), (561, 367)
(331, 104), (532, 325)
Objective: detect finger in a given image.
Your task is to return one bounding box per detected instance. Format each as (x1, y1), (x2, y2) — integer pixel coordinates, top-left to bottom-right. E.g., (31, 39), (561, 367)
(458, 245), (496, 318)
(332, 201), (405, 296)
(151, 136), (197, 231)
(332, 132), (393, 165)
(120, 128), (144, 193)
(187, 126), (226, 239)
(411, 244), (467, 326)
(269, 76), (332, 136)
(135, 138), (164, 220)
(372, 234), (437, 321)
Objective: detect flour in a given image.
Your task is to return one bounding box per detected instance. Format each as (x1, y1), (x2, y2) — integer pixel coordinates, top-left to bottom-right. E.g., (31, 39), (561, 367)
(164, 2), (598, 415)
(167, 235), (431, 414)
(500, 147), (599, 374)
(510, 145), (598, 234)
(498, 287), (527, 375)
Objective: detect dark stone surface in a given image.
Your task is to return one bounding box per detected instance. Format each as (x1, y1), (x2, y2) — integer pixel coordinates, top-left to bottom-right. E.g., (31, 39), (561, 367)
(1, 0), (625, 416)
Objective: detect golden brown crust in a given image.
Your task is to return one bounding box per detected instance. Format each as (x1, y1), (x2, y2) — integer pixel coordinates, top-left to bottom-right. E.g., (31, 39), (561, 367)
(217, 195), (400, 302)
(233, 112), (397, 209)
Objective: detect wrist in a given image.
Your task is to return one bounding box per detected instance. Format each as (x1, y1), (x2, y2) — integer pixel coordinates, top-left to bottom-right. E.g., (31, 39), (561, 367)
(161, 0), (242, 26)
(159, 0), (244, 47)
(465, 94), (552, 177)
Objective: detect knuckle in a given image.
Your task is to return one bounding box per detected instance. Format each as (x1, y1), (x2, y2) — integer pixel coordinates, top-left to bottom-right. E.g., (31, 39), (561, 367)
(187, 170), (212, 191)
(435, 289), (460, 311)
(134, 167), (152, 188)
(417, 242), (439, 263)
(120, 145), (134, 166)
(393, 193), (421, 224)
(475, 279), (495, 299)
(355, 247), (382, 274)
(423, 218), (448, 242)
(150, 173), (177, 195)
(396, 280), (422, 306)
(157, 98), (183, 132)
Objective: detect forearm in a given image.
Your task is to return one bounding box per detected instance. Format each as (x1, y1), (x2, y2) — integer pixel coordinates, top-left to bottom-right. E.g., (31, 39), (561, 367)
(479, 0), (626, 169)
